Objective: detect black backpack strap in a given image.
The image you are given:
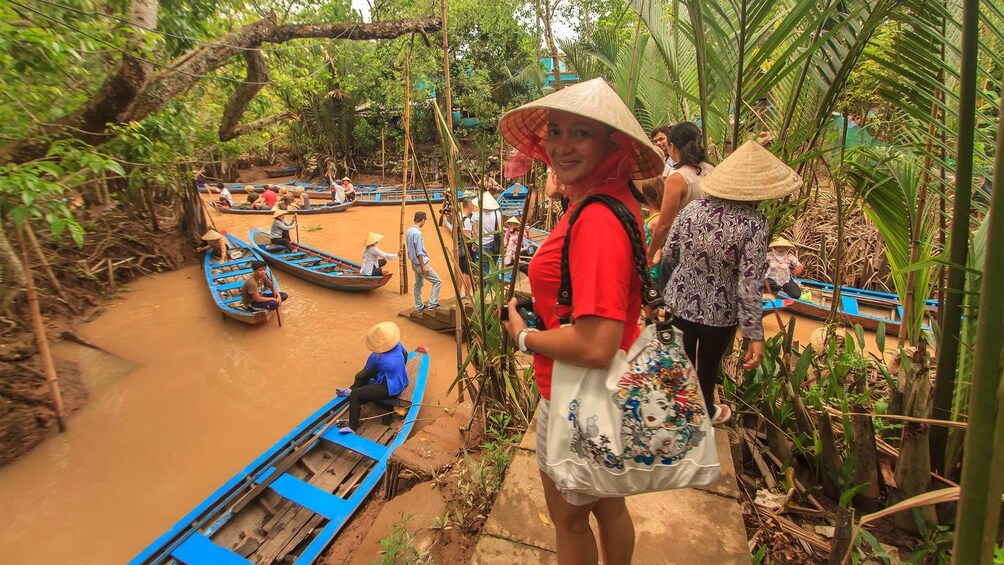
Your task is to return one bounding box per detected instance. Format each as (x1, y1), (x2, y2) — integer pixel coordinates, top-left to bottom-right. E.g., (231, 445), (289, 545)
(557, 194), (664, 325)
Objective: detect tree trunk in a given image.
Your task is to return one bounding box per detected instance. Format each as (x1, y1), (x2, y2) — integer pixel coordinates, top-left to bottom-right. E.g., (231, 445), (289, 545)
(0, 221), (27, 317)
(893, 342), (936, 532)
(0, 10), (441, 164)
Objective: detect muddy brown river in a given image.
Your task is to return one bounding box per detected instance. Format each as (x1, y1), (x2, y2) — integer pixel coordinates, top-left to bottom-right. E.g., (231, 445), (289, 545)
(0, 198), (462, 564)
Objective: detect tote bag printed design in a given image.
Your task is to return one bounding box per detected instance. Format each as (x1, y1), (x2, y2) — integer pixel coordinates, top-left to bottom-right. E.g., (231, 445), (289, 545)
(545, 195), (720, 498)
(567, 339), (709, 469)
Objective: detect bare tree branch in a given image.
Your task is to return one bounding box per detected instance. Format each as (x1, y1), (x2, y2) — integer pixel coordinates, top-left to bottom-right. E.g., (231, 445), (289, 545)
(227, 112), (297, 140)
(0, 12), (441, 164)
(217, 50), (270, 141)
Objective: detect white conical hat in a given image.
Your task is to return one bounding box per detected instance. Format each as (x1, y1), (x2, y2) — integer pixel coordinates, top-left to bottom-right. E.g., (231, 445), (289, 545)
(364, 232), (384, 246)
(700, 141), (802, 201)
(476, 191), (500, 210)
(769, 237), (796, 248)
(499, 78), (664, 180)
(202, 229), (223, 241)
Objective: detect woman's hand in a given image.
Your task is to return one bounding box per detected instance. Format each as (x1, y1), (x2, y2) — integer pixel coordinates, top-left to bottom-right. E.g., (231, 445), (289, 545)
(743, 340), (765, 369)
(502, 298), (527, 345)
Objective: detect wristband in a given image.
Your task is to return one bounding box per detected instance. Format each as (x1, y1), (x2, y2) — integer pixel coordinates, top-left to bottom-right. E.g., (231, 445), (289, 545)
(517, 328), (540, 354)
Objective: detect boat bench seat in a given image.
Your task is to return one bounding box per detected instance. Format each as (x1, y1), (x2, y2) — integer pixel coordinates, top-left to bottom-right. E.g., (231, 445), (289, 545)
(291, 257), (322, 265)
(217, 280), (247, 291)
(307, 263), (341, 271)
(840, 295), (861, 315)
(223, 296), (243, 305)
(171, 532), (250, 565)
(277, 251), (307, 258)
(267, 473), (351, 521)
(212, 268), (252, 280)
(212, 258), (251, 269)
(320, 429), (388, 461)
(264, 244), (286, 252)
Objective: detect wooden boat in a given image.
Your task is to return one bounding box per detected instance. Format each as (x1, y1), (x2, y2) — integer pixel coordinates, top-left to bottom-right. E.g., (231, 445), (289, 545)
(497, 183), (529, 216)
(775, 279), (938, 335)
(131, 352), (431, 565)
(353, 188), (446, 206)
(210, 202), (354, 215)
(204, 235), (282, 325)
(248, 229), (392, 292)
(265, 165), (298, 177)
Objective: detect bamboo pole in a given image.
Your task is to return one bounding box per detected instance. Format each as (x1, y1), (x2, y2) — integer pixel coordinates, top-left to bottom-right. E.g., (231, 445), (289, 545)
(381, 127), (386, 183)
(399, 51), (412, 295)
(16, 225), (67, 432)
(23, 223), (75, 312)
(931, 0), (978, 477)
(731, 0), (747, 149)
(951, 79), (1004, 565)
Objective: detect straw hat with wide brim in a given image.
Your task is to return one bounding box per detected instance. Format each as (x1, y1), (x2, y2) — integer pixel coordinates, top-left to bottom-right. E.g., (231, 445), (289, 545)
(769, 237), (796, 249)
(365, 321), (401, 353)
(341, 177), (352, 182)
(475, 191), (501, 211)
(273, 209), (293, 218)
(505, 217), (521, 225)
(364, 232), (384, 247)
(499, 78), (664, 180)
(701, 140), (802, 201)
(202, 229), (223, 241)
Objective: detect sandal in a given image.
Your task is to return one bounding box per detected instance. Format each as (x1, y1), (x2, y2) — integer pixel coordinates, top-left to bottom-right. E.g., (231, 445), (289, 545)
(712, 404), (733, 426)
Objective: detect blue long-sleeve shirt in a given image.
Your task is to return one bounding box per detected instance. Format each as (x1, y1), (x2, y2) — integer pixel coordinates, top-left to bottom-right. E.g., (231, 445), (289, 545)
(406, 225), (428, 267)
(363, 343), (409, 396)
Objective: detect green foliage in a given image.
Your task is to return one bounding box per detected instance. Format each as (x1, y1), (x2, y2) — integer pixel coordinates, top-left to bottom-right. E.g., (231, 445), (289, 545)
(373, 513), (430, 565)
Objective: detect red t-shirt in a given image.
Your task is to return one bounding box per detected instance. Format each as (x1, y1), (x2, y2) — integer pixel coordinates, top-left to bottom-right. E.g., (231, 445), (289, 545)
(527, 184), (643, 400)
(261, 189), (277, 208)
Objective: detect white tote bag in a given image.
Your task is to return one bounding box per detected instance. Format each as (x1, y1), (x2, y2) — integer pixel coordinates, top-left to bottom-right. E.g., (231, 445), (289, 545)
(542, 195), (720, 498)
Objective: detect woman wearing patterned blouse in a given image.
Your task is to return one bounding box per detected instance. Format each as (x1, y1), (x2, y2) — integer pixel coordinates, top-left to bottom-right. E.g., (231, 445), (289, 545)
(661, 141), (801, 425)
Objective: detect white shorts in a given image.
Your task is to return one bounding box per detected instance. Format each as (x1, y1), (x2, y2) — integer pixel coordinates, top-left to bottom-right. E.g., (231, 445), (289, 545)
(536, 399), (600, 506)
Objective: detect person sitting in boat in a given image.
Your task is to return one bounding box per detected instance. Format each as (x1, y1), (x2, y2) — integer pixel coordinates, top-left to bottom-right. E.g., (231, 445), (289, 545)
(502, 217), (528, 267)
(330, 177), (347, 204)
(766, 237), (804, 299)
(483, 174), (503, 195)
(270, 209), (297, 248)
(277, 193), (298, 211)
(194, 168), (206, 190)
(214, 183), (233, 208)
(296, 186), (311, 209)
(196, 229), (229, 262)
(335, 322), (412, 434)
(361, 232), (397, 276)
(241, 260), (288, 311)
(340, 177), (357, 202)
(260, 185), (278, 209)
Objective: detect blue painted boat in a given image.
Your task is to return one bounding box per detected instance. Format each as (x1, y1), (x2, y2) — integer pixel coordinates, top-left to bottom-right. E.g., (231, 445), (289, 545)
(132, 352), (431, 565)
(248, 229), (392, 292)
(776, 278), (938, 335)
(265, 165), (298, 177)
(353, 188), (446, 206)
(204, 235), (283, 326)
(497, 183), (529, 216)
(209, 201), (353, 215)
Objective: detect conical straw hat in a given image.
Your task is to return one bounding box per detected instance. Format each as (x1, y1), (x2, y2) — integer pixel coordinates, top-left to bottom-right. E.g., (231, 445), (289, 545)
(365, 321), (401, 353)
(245, 185), (256, 193)
(499, 78), (664, 180)
(364, 232), (384, 246)
(202, 229), (223, 241)
(505, 217), (521, 225)
(478, 191), (500, 210)
(769, 237), (796, 249)
(700, 141), (802, 201)
(273, 208), (292, 218)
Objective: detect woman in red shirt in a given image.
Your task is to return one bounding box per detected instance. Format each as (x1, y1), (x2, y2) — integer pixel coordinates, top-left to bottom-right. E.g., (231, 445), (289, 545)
(500, 78), (664, 565)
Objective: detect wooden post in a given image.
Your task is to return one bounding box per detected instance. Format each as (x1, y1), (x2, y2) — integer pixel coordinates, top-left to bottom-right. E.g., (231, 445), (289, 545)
(23, 223), (75, 312)
(399, 52), (412, 294)
(16, 225), (67, 432)
(381, 127), (386, 184)
(106, 257), (115, 293)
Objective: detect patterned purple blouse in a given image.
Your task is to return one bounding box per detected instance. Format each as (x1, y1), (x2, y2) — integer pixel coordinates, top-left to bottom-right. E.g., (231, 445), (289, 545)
(661, 197), (768, 340)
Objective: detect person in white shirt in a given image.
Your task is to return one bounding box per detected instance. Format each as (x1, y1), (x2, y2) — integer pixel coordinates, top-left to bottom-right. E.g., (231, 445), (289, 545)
(471, 191), (502, 276)
(651, 126), (677, 176)
(360, 232), (397, 276)
(211, 182), (234, 208)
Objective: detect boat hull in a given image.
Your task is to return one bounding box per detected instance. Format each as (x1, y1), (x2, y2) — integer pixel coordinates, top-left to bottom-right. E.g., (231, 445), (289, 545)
(131, 353), (430, 565)
(212, 202), (354, 215)
(249, 230), (392, 292)
(776, 279), (936, 335)
(205, 236), (282, 326)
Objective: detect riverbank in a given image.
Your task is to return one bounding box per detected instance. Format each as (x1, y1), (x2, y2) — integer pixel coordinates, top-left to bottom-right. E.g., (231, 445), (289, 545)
(0, 198), (465, 564)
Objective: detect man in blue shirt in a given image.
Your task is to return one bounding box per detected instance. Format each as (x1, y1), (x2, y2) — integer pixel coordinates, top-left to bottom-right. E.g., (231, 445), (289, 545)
(406, 211), (442, 311)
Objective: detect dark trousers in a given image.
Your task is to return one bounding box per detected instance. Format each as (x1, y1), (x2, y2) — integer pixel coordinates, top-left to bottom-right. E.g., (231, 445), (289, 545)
(348, 369), (391, 430)
(767, 278), (802, 299)
(672, 318), (737, 414)
(250, 290), (288, 310)
(271, 236), (292, 248)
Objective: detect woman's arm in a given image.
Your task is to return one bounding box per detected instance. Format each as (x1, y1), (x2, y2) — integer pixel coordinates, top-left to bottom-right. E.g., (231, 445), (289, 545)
(738, 219), (769, 368)
(647, 174), (687, 264)
(376, 247), (398, 260)
(503, 300), (625, 369)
